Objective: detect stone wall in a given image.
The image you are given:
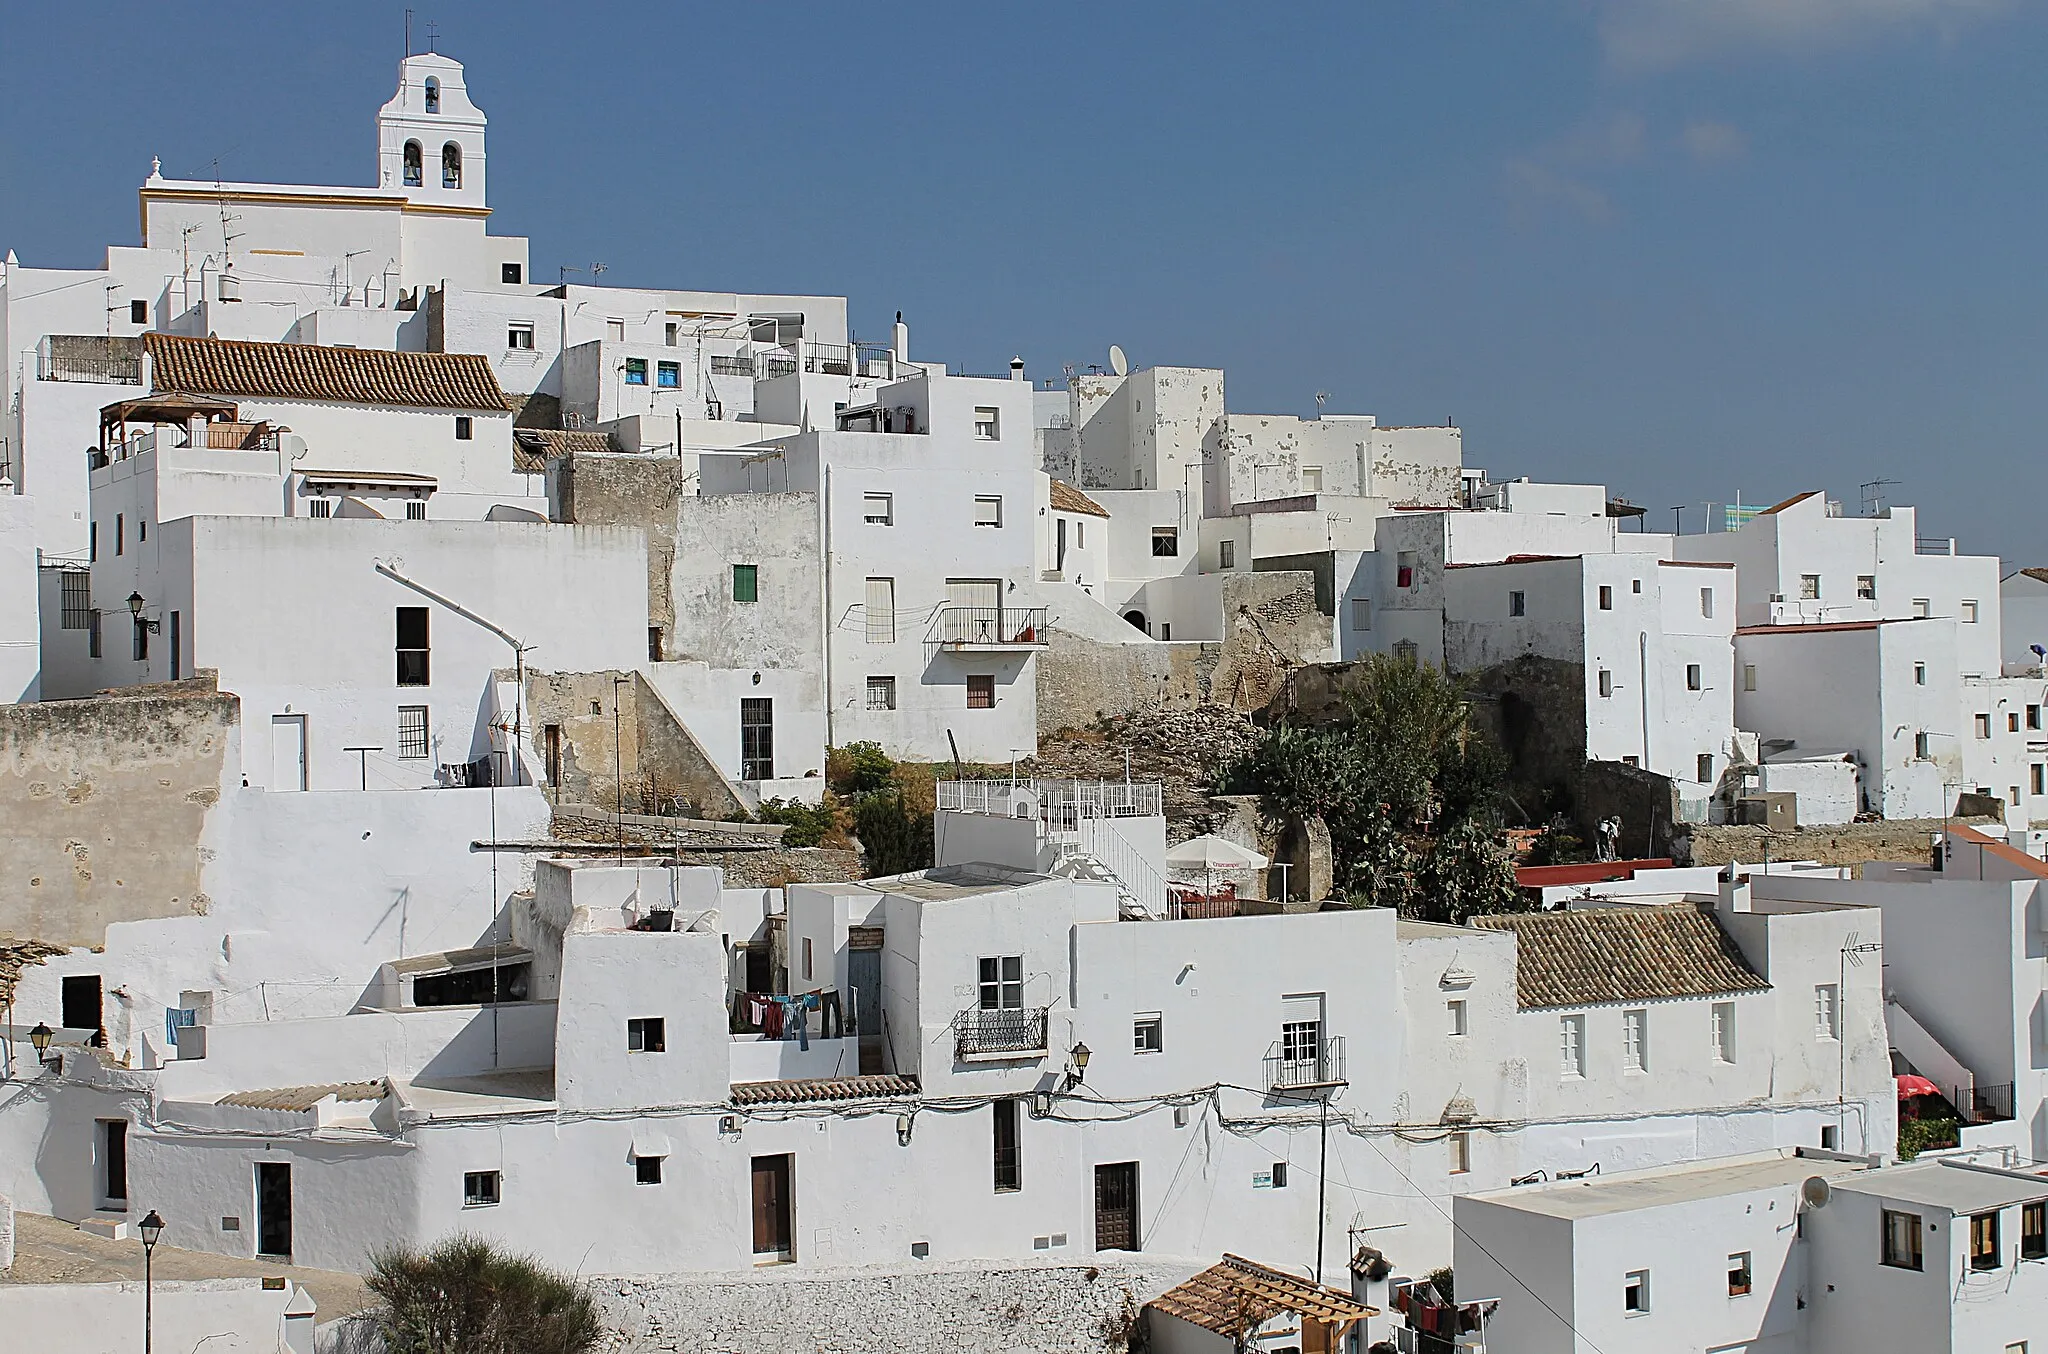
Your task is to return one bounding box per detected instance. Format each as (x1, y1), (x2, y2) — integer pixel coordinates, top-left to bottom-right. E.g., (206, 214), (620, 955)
(550, 453), (695, 635)
(525, 670), (746, 820)
(0, 688), (237, 946)
(590, 1256), (1201, 1354)
(1577, 760), (1683, 862)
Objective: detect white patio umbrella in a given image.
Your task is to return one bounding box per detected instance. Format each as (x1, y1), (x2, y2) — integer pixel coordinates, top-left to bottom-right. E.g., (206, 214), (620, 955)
(1165, 834), (1271, 904)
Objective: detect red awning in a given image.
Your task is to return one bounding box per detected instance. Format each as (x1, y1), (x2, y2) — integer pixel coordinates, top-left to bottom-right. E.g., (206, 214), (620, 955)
(1896, 1074), (1942, 1099)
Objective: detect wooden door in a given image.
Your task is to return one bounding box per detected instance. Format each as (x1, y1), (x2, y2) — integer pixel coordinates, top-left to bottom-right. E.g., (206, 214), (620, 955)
(751, 1154), (792, 1257)
(849, 947), (884, 1074)
(1095, 1161), (1139, 1251)
(256, 1162), (293, 1259)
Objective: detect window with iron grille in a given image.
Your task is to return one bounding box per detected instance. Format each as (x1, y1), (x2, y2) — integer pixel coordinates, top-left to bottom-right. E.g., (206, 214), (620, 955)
(992, 1099), (1021, 1192)
(406, 499), (427, 520)
(463, 1171), (500, 1207)
(60, 573), (91, 629)
(308, 498), (333, 518)
(966, 674), (995, 709)
(397, 706), (429, 760)
(740, 698), (773, 781)
(866, 676), (896, 710)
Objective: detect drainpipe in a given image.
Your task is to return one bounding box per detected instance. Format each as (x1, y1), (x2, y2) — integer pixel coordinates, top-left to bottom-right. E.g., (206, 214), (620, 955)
(823, 461), (835, 749)
(1639, 630), (1651, 771)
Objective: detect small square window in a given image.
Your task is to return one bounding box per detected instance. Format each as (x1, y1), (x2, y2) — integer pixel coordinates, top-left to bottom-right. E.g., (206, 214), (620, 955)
(1857, 574), (1876, 600)
(664, 321), (679, 346)
(1800, 574), (1821, 600)
(863, 493), (894, 525)
(464, 1170), (501, 1207)
(1742, 664), (1757, 692)
(1598, 585), (1613, 610)
(1301, 466), (1323, 493)
(607, 319), (625, 341)
(1700, 587), (1714, 618)
(1971, 1210), (2002, 1271)
(1508, 591), (1525, 617)
(967, 675), (996, 709)
(973, 407), (1000, 440)
(507, 322), (535, 350)
(1448, 1132), (1470, 1175)
(1219, 539), (1236, 569)
(1962, 599), (1980, 623)
(454, 416), (473, 440)
(1915, 663), (1928, 685)
(1598, 669), (1613, 698)
(657, 360), (680, 389)
(2029, 705), (2042, 731)
(1134, 1014), (1163, 1054)
(635, 1155), (663, 1185)
(733, 564), (758, 603)
(1698, 753), (1714, 783)
(1728, 1251), (1752, 1297)
(397, 706), (429, 759)
(1152, 527), (1179, 557)
(624, 357), (648, 386)
(866, 676), (897, 710)
(1916, 732), (1931, 759)
(1396, 551), (1417, 588)
(973, 496), (1003, 527)
(1271, 1161), (1288, 1188)
(502, 262), (523, 284)
(1631, 579), (1642, 594)
(1623, 1269), (1649, 1314)
(129, 299), (147, 324)
(406, 499), (427, 520)
(1913, 598), (1931, 618)
(1977, 713), (1993, 739)
(1351, 598), (1372, 632)
(1447, 999), (1468, 1037)
(1686, 663), (1703, 691)
(627, 1017), (666, 1052)
(1883, 1208), (1923, 1269)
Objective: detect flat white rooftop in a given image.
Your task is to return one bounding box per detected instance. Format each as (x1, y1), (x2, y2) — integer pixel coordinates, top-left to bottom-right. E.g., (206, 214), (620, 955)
(1836, 1159), (2048, 1215)
(1471, 1152), (1869, 1221)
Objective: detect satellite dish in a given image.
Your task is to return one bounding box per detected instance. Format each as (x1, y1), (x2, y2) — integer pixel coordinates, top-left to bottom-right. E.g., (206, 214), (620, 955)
(1108, 344), (1129, 378)
(1800, 1176), (1833, 1211)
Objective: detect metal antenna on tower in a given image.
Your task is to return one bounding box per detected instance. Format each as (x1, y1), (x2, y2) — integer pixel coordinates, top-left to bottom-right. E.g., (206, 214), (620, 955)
(1314, 391), (1330, 416)
(1860, 478), (1900, 517)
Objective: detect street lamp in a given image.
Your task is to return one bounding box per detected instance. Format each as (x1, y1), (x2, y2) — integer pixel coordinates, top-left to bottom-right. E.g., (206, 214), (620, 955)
(126, 592), (160, 633)
(28, 1020), (52, 1066)
(1064, 1041), (1091, 1092)
(139, 1209), (165, 1354)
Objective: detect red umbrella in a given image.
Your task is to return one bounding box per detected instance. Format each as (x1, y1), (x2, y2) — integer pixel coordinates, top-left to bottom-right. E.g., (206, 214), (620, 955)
(1896, 1074), (1942, 1099)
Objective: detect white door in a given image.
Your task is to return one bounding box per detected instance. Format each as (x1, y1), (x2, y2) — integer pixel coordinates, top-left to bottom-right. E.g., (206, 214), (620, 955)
(945, 578), (1003, 642)
(271, 715), (307, 791)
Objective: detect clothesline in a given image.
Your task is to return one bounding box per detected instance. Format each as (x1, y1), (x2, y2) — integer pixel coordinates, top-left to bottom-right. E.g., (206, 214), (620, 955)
(732, 988), (853, 1051)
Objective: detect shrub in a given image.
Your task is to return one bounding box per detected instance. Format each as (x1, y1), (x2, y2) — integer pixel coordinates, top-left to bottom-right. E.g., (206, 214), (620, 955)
(855, 792), (933, 877)
(353, 1234), (602, 1354)
(826, 741), (896, 798)
(754, 796), (839, 848)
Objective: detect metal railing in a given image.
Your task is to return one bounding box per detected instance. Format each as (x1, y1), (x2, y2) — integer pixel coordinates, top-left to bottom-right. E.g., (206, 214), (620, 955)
(38, 336), (142, 385)
(1952, 1080), (2016, 1124)
(937, 779), (1164, 821)
(804, 342), (853, 376)
(1264, 1036), (1346, 1090)
(709, 353), (754, 377)
(955, 1006), (1048, 1060)
(1916, 537), (1958, 556)
(929, 606), (1049, 647)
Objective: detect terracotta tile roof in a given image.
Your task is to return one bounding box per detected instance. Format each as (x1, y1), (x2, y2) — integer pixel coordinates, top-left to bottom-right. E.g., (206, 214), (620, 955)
(1658, 559), (1735, 569)
(1735, 621), (1886, 636)
(1949, 825), (2048, 882)
(1469, 904), (1768, 1010)
(217, 1080), (388, 1111)
(2020, 568), (2048, 586)
(1049, 479), (1110, 518)
(146, 332), (512, 412)
(731, 1074), (918, 1105)
(1148, 1255), (1376, 1337)
(1446, 554), (1578, 569)
(1760, 490), (1820, 515)
(514, 427), (615, 473)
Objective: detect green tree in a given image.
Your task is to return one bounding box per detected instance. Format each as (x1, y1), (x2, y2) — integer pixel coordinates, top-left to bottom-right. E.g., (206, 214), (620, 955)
(351, 1235), (602, 1354)
(1414, 817), (1523, 925)
(754, 796), (838, 848)
(854, 792), (934, 877)
(826, 741), (896, 797)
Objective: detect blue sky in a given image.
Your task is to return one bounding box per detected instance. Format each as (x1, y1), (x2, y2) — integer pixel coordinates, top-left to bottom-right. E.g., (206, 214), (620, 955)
(4, 2), (2045, 560)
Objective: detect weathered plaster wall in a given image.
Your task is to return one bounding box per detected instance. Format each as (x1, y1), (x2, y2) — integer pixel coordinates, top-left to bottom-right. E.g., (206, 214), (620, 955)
(525, 670), (745, 819)
(0, 688), (237, 945)
(548, 452), (694, 635)
(589, 1257), (1199, 1354)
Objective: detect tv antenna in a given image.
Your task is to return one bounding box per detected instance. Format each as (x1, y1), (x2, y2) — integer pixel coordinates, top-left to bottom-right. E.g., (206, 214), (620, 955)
(1314, 391), (1330, 416)
(1860, 478), (1900, 517)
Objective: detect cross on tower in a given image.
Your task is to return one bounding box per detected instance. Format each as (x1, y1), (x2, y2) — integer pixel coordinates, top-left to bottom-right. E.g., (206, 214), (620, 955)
(425, 19), (438, 52)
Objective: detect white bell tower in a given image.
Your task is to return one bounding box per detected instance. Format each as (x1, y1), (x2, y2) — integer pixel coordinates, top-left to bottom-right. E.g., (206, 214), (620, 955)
(376, 53), (487, 208)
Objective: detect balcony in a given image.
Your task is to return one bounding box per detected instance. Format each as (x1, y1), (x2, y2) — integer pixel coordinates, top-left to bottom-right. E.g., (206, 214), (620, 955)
(955, 1006), (1049, 1061)
(1953, 1080), (2017, 1125)
(928, 607), (1049, 651)
(1265, 1036), (1346, 1091)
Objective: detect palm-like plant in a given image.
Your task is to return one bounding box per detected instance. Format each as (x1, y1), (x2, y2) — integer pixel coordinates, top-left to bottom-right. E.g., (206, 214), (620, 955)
(352, 1235), (603, 1354)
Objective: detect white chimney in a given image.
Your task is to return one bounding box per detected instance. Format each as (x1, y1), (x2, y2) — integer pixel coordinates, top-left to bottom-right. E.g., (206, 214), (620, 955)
(891, 311), (909, 364)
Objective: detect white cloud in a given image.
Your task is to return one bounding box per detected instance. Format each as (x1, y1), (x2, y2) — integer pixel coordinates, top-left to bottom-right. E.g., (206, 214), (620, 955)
(1595, 0), (2015, 69)
(1681, 119), (1748, 161)
(1504, 111), (1648, 224)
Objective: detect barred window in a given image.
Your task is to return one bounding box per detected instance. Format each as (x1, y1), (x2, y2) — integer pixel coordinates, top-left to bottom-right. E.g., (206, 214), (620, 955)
(60, 573), (91, 629)
(398, 706), (430, 760)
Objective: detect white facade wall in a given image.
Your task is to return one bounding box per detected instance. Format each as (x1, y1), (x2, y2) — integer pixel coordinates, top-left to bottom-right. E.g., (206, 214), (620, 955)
(0, 490), (38, 701)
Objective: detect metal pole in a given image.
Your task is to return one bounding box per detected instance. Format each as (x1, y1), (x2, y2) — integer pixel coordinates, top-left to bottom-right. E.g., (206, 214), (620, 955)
(1315, 1096), (1329, 1286)
(614, 675), (628, 865)
(143, 1238), (153, 1354)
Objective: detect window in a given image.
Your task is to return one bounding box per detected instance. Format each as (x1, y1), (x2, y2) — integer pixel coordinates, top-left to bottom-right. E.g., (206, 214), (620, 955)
(138, 519), (146, 543)
(1978, 713), (1993, 739)
(1447, 999), (1468, 1037)
(802, 937), (814, 982)
(441, 141), (461, 189)
(1728, 1251), (1752, 1297)
(1219, 539), (1236, 569)
(1397, 551), (1417, 589)
(1711, 1002), (1735, 1063)
(1281, 995), (1324, 1068)
(1352, 598), (1373, 631)
(1856, 574), (1876, 600)
(1631, 578), (1642, 594)
(423, 77), (440, 113)
(2023, 1201), (2046, 1259)
(101, 1119), (128, 1204)
(1448, 1132), (1470, 1175)
(116, 513), (123, 555)
(1392, 640), (1418, 663)
(2034, 765), (2045, 797)
(1686, 663), (1703, 691)
(1623, 1269), (1650, 1315)
(1509, 590), (1526, 617)
(1914, 663), (1927, 685)
(455, 416), (473, 440)
(1076, 522), (1085, 547)
(626, 1017), (666, 1052)
(1972, 1211), (2002, 1271)
(1598, 584), (1613, 610)
(1271, 1161), (1289, 1188)
(2029, 705), (2041, 731)
(1814, 984), (1839, 1041)
(506, 321), (534, 350)
(463, 1170), (500, 1207)
(635, 1155), (663, 1185)
(502, 262), (523, 285)
(979, 956), (1024, 1010)
(1698, 753), (1715, 783)
(1598, 669), (1614, 699)
(1134, 1014), (1163, 1054)
(2012, 786), (2023, 807)
(60, 573), (90, 629)
(87, 611), (100, 659)
(308, 498), (333, 518)
(1743, 663), (1757, 692)
(1302, 466), (1323, 493)
(544, 725), (562, 786)
(1623, 755), (1640, 767)
(864, 578), (895, 643)
(89, 520), (96, 562)
(396, 607), (430, 685)
(1963, 599), (1980, 623)
(1882, 1208), (1923, 1269)
(733, 564), (758, 603)
(973, 407), (1000, 441)
(1622, 1009), (1647, 1073)
(129, 298), (146, 324)
(1152, 527), (1179, 557)
(973, 496), (1003, 527)
(658, 360), (680, 389)
(664, 321), (679, 346)
(1800, 574), (1821, 600)
(396, 499), (424, 523)
(132, 616), (149, 663)
(1916, 732), (1931, 759)
(403, 139), (423, 186)
(967, 675), (996, 709)
(866, 676), (897, 710)
(1909, 597), (1930, 618)
(2014, 713), (2025, 734)
(1160, 624), (1172, 640)
(624, 357), (648, 386)
(740, 698), (773, 781)
(1700, 587), (1714, 618)
(1820, 1125), (1838, 1150)
(397, 706), (429, 759)
(993, 1099), (1021, 1192)
(863, 493), (893, 525)
(1560, 1014), (1586, 1078)
(607, 319), (625, 341)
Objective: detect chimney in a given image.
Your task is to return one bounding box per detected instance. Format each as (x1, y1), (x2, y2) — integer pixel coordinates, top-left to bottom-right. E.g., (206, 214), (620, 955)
(892, 311), (909, 364)
(1009, 356), (1025, 382)
(1718, 879), (1752, 915)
